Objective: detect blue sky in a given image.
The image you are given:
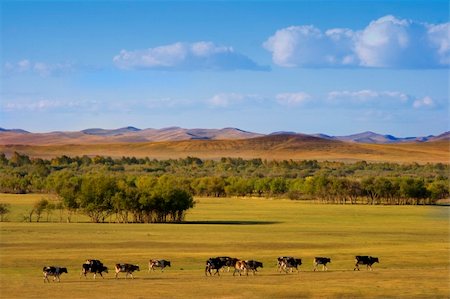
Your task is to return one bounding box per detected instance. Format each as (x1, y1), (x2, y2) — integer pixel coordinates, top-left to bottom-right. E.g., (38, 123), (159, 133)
(1, 0), (449, 136)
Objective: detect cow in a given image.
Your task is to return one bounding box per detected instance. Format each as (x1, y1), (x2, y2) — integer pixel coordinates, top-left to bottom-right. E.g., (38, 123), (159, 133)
(313, 257), (331, 271)
(205, 257), (227, 276)
(245, 260), (263, 275)
(354, 256), (379, 271)
(278, 256), (302, 273)
(233, 260), (248, 276)
(81, 259), (108, 279)
(115, 263), (140, 279)
(148, 259), (171, 272)
(43, 266), (67, 283)
(217, 257), (239, 272)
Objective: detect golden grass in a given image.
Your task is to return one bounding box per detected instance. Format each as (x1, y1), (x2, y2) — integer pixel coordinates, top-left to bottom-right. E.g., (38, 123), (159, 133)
(1, 196), (449, 298)
(0, 138), (448, 163)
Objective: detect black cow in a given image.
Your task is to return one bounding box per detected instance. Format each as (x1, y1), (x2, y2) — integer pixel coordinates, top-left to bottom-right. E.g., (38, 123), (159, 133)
(313, 257), (331, 271)
(81, 259), (108, 279)
(245, 260), (263, 275)
(43, 266), (68, 283)
(148, 259), (171, 272)
(354, 256), (379, 271)
(278, 257), (302, 273)
(205, 257), (227, 276)
(115, 263), (140, 279)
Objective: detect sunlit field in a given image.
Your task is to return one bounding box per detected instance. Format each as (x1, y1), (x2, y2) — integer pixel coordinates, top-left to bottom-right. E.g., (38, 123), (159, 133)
(1, 195), (449, 298)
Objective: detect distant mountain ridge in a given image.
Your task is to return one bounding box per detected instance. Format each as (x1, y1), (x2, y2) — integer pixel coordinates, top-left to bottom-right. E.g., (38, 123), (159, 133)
(314, 131), (449, 143)
(0, 126), (448, 145)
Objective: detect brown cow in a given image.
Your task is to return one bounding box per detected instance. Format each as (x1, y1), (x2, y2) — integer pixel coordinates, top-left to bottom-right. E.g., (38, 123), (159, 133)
(233, 260), (248, 276)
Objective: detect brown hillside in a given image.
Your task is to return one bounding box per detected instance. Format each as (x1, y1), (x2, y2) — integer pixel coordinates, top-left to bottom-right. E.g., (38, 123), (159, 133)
(0, 135), (448, 163)
(0, 127), (263, 145)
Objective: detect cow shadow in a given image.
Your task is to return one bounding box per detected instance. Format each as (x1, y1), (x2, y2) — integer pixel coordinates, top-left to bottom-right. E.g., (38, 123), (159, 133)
(178, 220), (281, 225)
(65, 277), (176, 283)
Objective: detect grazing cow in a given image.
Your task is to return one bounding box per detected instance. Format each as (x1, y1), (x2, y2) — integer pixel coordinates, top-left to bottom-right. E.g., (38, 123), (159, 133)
(205, 257), (227, 276)
(277, 256), (292, 272)
(115, 263), (140, 279)
(81, 259), (108, 279)
(217, 257), (239, 272)
(245, 260), (263, 275)
(278, 257), (302, 273)
(354, 256), (379, 271)
(148, 259), (171, 272)
(43, 266), (67, 283)
(233, 260), (248, 276)
(313, 257), (331, 271)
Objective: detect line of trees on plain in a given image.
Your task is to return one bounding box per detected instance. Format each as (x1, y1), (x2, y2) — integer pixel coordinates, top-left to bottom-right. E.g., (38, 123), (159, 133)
(0, 152), (448, 223)
(49, 173), (194, 223)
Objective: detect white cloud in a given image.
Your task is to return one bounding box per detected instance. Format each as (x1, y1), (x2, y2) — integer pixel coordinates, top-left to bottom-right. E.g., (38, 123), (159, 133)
(3, 60), (73, 76)
(427, 23), (450, 65)
(207, 93), (246, 107)
(413, 96), (435, 108)
(327, 90), (410, 103)
(113, 41), (267, 71)
(355, 15), (433, 68)
(276, 92), (312, 106)
(2, 99), (84, 111)
(264, 15), (450, 68)
(17, 60), (31, 72)
(326, 89), (437, 109)
(263, 26), (327, 67)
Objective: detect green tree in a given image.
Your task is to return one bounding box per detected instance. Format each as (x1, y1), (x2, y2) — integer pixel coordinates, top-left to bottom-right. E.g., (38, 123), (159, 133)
(0, 203), (10, 221)
(427, 179), (449, 201)
(400, 178), (429, 204)
(34, 198), (49, 222)
(78, 174), (117, 223)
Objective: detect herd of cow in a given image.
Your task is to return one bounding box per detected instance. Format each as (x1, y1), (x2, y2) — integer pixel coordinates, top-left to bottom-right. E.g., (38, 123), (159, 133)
(42, 255), (379, 282)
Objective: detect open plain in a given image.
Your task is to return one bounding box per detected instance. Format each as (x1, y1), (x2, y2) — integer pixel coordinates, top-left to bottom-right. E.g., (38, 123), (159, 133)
(1, 195), (449, 298)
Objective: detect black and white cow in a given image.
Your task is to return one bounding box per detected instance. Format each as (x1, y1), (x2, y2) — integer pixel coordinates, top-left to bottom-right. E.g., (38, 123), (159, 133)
(205, 257), (227, 276)
(245, 260), (263, 275)
(278, 256), (302, 273)
(148, 259), (171, 272)
(217, 257), (239, 272)
(81, 259), (108, 279)
(115, 263), (140, 279)
(313, 257), (331, 271)
(43, 266), (68, 283)
(354, 256), (379, 271)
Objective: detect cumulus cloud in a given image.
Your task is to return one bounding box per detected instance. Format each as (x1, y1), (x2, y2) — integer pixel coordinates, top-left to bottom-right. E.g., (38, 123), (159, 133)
(264, 15), (450, 68)
(276, 92), (312, 106)
(263, 26), (357, 67)
(113, 41), (268, 71)
(3, 60), (73, 76)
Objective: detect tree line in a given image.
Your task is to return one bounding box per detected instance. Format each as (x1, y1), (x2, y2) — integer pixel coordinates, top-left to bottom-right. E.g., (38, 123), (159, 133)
(0, 152), (448, 222)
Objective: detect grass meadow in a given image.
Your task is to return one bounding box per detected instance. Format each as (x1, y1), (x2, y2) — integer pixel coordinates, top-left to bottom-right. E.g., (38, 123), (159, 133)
(0, 194), (449, 298)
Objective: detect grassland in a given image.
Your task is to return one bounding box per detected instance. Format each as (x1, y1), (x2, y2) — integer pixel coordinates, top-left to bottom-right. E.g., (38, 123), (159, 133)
(1, 137), (448, 163)
(1, 194), (449, 298)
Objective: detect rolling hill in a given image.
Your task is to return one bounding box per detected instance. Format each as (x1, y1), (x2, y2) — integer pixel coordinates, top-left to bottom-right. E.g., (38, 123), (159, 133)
(0, 131), (448, 163)
(0, 126), (448, 145)
(0, 127), (263, 145)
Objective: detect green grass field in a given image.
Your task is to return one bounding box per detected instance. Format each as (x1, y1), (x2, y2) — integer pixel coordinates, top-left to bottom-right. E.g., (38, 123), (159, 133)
(1, 194), (449, 298)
